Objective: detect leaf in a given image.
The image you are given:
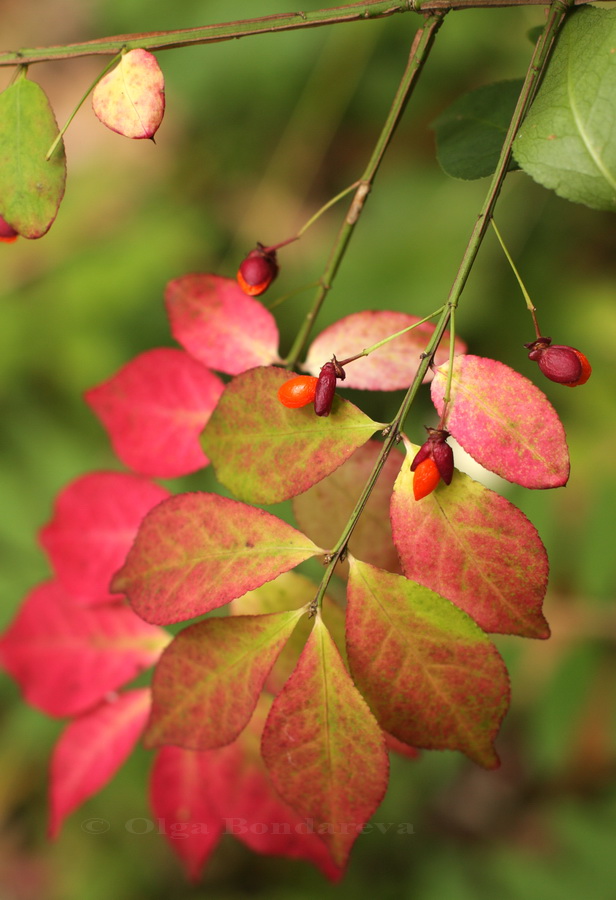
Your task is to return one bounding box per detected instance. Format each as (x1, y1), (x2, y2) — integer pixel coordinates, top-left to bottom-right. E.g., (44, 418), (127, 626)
(261, 615), (389, 868)
(0, 73), (66, 238)
(346, 559), (510, 768)
(293, 440), (404, 579)
(49, 689), (151, 837)
(150, 746), (223, 882)
(431, 355), (569, 488)
(85, 348), (224, 479)
(513, 7), (616, 211)
(0, 581), (169, 717)
(112, 493), (322, 625)
(304, 311), (465, 390)
(431, 80), (523, 180)
(144, 610), (304, 750)
(92, 49), (165, 139)
(390, 452), (550, 637)
(231, 572), (347, 694)
(165, 274), (280, 374)
(202, 367), (383, 505)
(39, 472), (169, 603)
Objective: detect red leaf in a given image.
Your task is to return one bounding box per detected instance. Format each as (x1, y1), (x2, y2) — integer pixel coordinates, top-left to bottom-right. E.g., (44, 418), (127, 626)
(304, 311), (465, 390)
(85, 348), (224, 479)
(431, 355), (570, 488)
(150, 746), (223, 882)
(39, 472), (169, 603)
(261, 615), (389, 868)
(49, 688), (151, 837)
(0, 581), (169, 717)
(390, 450), (550, 638)
(292, 440), (404, 578)
(112, 493), (322, 625)
(92, 49), (164, 140)
(144, 610), (304, 750)
(165, 274), (280, 374)
(346, 559), (510, 768)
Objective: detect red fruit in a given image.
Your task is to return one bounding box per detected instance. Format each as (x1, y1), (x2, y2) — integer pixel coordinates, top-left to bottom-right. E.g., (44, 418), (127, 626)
(237, 244), (278, 296)
(0, 215), (18, 243)
(413, 458), (440, 500)
(314, 359), (346, 417)
(525, 337), (591, 386)
(278, 375), (318, 409)
(410, 427), (454, 485)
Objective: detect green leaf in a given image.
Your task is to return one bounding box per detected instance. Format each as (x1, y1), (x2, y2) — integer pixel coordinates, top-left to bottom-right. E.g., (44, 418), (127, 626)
(0, 72), (66, 237)
(346, 559), (510, 768)
(513, 7), (616, 212)
(431, 80), (523, 180)
(144, 610), (304, 750)
(201, 367), (383, 505)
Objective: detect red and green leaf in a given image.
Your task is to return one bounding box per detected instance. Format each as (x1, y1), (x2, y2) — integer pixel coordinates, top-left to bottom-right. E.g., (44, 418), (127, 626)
(0, 581), (169, 717)
(0, 72), (66, 238)
(144, 609), (305, 750)
(431, 355), (569, 488)
(39, 471), (169, 603)
(85, 348), (224, 479)
(261, 615), (389, 868)
(111, 493), (322, 624)
(390, 451), (550, 637)
(346, 559), (510, 768)
(92, 49), (165, 139)
(202, 367), (383, 505)
(293, 440), (404, 578)
(49, 688), (151, 837)
(304, 310), (465, 390)
(165, 274), (280, 374)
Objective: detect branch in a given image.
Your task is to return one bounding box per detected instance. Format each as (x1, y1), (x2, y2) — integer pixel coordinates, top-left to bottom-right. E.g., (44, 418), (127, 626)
(0, 0), (599, 66)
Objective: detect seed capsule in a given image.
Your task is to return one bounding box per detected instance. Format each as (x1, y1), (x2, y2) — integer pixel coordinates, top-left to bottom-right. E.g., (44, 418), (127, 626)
(237, 244), (278, 296)
(410, 427), (454, 485)
(525, 337), (591, 386)
(278, 375), (318, 409)
(313, 359), (346, 417)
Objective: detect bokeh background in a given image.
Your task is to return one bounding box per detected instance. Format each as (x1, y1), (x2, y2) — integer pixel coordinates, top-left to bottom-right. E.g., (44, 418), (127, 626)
(1, 1), (615, 898)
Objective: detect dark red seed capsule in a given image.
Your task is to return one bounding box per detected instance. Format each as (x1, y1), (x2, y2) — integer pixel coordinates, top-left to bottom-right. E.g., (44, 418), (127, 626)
(525, 336), (591, 386)
(410, 427), (454, 485)
(314, 361), (337, 417)
(237, 244), (278, 296)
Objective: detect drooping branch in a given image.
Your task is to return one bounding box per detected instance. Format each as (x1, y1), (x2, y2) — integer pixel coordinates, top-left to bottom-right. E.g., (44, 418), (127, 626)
(0, 0), (599, 66)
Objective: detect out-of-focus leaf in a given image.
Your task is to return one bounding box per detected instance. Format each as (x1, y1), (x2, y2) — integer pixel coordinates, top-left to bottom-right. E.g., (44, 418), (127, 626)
(431, 80), (523, 179)
(202, 367), (383, 505)
(39, 472), (169, 603)
(165, 274), (280, 374)
(513, 8), (616, 211)
(49, 689), (151, 837)
(346, 559), (509, 768)
(261, 615), (389, 868)
(304, 311), (465, 389)
(431, 355), (569, 488)
(144, 610), (304, 749)
(0, 581), (169, 717)
(92, 49), (165, 139)
(112, 493), (322, 624)
(0, 72), (66, 237)
(85, 348), (224, 479)
(391, 450), (550, 637)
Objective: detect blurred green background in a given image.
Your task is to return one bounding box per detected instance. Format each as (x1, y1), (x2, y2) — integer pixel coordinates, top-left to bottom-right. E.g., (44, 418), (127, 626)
(1, 1), (615, 898)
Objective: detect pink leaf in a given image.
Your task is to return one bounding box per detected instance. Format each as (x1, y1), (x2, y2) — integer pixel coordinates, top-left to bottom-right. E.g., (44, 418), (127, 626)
(49, 688), (151, 837)
(39, 472), (169, 603)
(144, 610), (304, 750)
(390, 451), (550, 637)
(165, 274), (280, 374)
(85, 348), (224, 479)
(112, 493), (322, 624)
(0, 581), (169, 717)
(304, 311), (465, 390)
(150, 746), (223, 882)
(92, 49), (164, 139)
(431, 355), (570, 488)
